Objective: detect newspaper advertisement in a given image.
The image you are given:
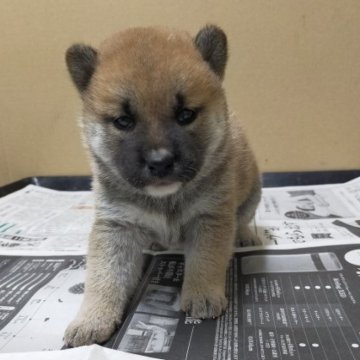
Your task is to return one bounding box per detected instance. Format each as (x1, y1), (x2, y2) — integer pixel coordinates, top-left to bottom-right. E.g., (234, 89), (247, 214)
(253, 177), (360, 247)
(0, 177), (358, 358)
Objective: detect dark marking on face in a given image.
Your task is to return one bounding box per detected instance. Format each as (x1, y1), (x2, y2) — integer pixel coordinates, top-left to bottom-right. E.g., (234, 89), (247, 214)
(175, 93), (185, 112)
(110, 118), (205, 189)
(122, 100), (134, 117)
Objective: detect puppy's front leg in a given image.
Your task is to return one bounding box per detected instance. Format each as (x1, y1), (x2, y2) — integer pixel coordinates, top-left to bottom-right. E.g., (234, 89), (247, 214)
(181, 212), (235, 319)
(64, 219), (144, 347)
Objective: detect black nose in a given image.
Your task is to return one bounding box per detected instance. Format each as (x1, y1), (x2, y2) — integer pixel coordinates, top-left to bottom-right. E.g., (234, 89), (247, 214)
(146, 150), (174, 178)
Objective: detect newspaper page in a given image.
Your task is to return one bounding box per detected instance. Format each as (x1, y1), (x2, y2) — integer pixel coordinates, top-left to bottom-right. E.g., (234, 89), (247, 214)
(253, 177), (360, 247)
(0, 186), (93, 355)
(109, 244), (360, 360)
(0, 254), (86, 352)
(0, 185), (93, 255)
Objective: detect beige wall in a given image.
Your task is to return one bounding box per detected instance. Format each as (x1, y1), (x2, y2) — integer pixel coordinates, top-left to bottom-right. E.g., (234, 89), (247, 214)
(0, 0), (359, 186)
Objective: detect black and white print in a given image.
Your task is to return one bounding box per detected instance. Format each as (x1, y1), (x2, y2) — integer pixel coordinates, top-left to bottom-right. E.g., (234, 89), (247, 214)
(136, 285), (181, 317)
(117, 313), (179, 354)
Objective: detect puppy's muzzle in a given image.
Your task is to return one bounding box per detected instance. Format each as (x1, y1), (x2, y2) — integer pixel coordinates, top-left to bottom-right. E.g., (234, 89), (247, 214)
(145, 149), (175, 178)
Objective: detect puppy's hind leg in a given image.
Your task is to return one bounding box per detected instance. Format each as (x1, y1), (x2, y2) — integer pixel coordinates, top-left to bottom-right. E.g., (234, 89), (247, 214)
(235, 181), (262, 247)
(236, 224), (261, 247)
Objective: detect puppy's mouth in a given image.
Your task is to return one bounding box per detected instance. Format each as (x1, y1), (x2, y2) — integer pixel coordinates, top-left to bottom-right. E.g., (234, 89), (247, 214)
(119, 160), (199, 197)
(144, 181), (182, 198)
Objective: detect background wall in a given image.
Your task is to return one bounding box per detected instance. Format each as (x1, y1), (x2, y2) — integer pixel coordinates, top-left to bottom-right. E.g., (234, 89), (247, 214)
(1, 0), (359, 186)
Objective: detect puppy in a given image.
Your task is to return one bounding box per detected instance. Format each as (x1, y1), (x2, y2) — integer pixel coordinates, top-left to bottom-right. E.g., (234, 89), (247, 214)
(64, 25), (261, 347)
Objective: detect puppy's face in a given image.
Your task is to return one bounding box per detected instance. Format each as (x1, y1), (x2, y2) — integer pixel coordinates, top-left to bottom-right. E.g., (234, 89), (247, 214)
(66, 26), (228, 197)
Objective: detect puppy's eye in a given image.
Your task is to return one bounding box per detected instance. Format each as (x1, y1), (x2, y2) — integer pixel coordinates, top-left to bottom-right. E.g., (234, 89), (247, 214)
(176, 108), (197, 126)
(113, 116), (135, 131)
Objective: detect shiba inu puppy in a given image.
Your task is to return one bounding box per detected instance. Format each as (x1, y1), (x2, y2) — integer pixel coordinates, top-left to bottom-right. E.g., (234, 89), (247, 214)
(64, 25), (261, 347)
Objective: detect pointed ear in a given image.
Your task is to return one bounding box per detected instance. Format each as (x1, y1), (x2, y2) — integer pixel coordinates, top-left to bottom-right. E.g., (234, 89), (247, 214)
(65, 44), (98, 93)
(194, 25), (228, 79)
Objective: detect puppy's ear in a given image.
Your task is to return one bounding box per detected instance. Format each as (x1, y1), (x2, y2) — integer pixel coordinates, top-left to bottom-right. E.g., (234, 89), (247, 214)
(65, 44), (98, 93)
(194, 25), (227, 79)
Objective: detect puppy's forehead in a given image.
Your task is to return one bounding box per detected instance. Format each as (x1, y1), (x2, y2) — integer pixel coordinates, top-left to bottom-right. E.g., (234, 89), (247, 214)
(99, 27), (196, 61)
(89, 27), (221, 113)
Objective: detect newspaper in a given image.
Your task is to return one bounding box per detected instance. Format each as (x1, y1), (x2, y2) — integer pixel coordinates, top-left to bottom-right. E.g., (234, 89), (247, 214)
(253, 176), (360, 248)
(0, 345), (161, 359)
(1, 178), (359, 254)
(0, 177), (359, 358)
(110, 244), (360, 360)
(0, 185), (93, 255)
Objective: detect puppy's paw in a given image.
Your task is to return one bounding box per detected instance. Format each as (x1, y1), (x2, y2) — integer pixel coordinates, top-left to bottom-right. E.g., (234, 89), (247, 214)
(238, 236), (262, 247)
(181, 286), (227, 319)
(64, 314), (118, 347)
(236, 226), (263, 247)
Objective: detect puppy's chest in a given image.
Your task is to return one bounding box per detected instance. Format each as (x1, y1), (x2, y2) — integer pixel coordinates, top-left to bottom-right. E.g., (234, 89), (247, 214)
(111, 202), (181, 245)
(114, 198), (206, 246)
(139, 210), (181, 247)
